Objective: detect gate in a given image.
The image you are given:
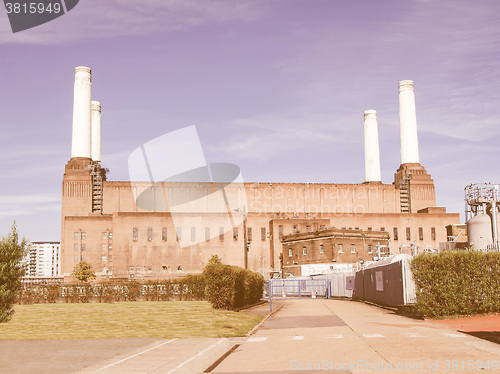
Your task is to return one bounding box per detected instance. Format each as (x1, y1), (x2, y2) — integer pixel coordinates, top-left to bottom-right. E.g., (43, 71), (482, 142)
(267, 279), (330, 304)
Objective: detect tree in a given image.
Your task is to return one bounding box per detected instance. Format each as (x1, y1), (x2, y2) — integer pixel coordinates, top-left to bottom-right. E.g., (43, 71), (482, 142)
(71, 261), (96, 283)
(0, 222), (29, 323)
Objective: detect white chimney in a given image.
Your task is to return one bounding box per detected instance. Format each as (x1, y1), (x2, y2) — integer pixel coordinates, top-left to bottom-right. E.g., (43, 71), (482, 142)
(71, 66), (92, 158)
(91, 101), (101, 162)
(398, 80), (420, 164)
(364, 110), (382, 182)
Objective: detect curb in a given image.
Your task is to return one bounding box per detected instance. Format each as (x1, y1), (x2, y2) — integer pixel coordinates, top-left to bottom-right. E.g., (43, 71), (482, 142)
(246, 302), (284, 336)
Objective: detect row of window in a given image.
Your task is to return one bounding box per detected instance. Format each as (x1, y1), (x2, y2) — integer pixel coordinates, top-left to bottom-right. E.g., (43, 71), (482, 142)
(74, 244), (113, 251)
(131, 227), (268, 243)
(393, 227), (436, 241)
(74, 232), (113, 240)
(73, 255), (113, 263)
(290, 243), (379, 257)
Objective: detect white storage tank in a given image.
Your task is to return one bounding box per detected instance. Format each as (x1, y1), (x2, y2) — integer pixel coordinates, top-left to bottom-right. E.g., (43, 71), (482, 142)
(467, 214), (493, 250)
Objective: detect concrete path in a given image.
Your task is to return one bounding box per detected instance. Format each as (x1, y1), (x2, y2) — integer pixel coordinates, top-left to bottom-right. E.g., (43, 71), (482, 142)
(213, 299), (500, 373)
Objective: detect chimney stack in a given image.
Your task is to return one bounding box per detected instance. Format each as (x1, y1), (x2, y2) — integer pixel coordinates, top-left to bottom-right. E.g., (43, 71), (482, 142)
(71, 66), (92, 159)
(398, 80), (420, 165)
(91, 101), (101, 162)
(364, 110), (382, 183)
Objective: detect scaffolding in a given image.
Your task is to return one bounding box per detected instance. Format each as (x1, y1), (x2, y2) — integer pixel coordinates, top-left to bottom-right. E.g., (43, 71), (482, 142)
(90, 162), (103, 214)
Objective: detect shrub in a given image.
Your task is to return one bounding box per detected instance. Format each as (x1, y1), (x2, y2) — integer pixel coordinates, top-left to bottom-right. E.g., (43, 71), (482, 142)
(203, 256), (264, 310)
(411, 251), (500, 318)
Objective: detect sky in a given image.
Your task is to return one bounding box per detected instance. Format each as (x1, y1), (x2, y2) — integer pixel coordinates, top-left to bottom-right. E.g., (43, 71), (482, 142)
(1, 0), (499, 241)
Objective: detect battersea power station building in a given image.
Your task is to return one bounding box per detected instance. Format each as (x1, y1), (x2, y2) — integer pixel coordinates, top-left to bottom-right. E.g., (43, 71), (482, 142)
(61, 66), (459, 280)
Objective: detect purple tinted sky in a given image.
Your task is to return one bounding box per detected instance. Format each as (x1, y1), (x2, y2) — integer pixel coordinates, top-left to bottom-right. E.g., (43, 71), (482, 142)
(1, 0), (499, 241)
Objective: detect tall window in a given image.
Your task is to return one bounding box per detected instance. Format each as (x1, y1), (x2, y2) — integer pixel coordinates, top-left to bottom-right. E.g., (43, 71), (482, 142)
(233, 227), (238, 241)
(393, 227), (398, 241)
(205, 227), (210, 241)
(338, 243), (343, 253)
(289, 248), (293, 257)
(133, 228), (138, 241)
(278, 225), (283, 239)
(293, 225), (298, 234)
(247, 227), (252, 241)
(368, 245), (373, 253)
(162, 228), (168, 242)
(219, 227), (224, 242)
(176, 227), (182, 242)
(191, 227), (196, 241)
(431, 227), (436, 241)
(350, 244), (356, 253)
(302, 246), (307, 256)
(419, 227), (424, 241)
(319, 244), (324, 254)
(306, 225), (311, 232)
(406, 227), (411, 241)
(147, 227), (153, 241)
(261, 227), (266, 241)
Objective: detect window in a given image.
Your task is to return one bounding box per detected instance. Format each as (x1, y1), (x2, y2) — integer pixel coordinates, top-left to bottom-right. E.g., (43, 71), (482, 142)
(219, 227), (224, 242)
(368, 245), (373, 253)
(306, 225), (311, 232)
(162, 228), (168, 242)
(74, 244), (79, 251)
(108, 244), (112, 250)
(109, 232), (113, 239)
(350, 244), (356, 253)
(101, 244), (106, 251)
(102, 256), (106, 262)
(74, 232), (79, 240)
(261, 227), (266, 241)
(380, 227), (385, 232)
(133, 228), (138, 241)
(102, 232), (107, 239)
(108, 255), (112, 262)
(320, 225), (326, 230)
(419, 227), (424, 241)
(129, 266), (134, 271)
(74, 256), (79, 263)
(191, 227), (196, 242)
(338, 244), (344, 253)
(406, 227), (411, 241)
(205, 227), (210, 241)
(81, 255), (86, 261)
(147, 227), (153, 241)
(293, 225), (298, 234)
(289, 248), (293, 257)
(233, 227), (238, 241)
(367, 227), (372, 231)
(302, 246), (307, 256)
(319, 244), (324, 254)
(81, 244), (86, 251)
(176, 228), (182, 242)
(81, 232), (86, 240)
(247, 227), (252, 241)
(393, 227), (398, 241)
(431, 227), (436, 241)
(278, 225), (283, 239)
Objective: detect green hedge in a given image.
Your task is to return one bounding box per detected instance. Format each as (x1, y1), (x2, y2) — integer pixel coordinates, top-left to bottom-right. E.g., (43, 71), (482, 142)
(203, 256), (265, 310)
(411, 251), (500, 318)
(16, 275), (206, 304)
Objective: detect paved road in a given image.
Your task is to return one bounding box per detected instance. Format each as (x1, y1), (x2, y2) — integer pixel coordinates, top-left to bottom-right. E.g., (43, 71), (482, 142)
(213, 299), (500, 373)
(2, 300), (499, 373)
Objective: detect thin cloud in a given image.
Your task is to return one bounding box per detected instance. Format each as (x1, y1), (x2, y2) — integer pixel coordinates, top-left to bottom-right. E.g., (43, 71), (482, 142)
(0, 0), (265, 45)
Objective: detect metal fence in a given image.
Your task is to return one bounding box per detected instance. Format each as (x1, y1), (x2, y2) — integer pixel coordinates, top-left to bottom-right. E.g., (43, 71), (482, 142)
(267, 279), (330, 299)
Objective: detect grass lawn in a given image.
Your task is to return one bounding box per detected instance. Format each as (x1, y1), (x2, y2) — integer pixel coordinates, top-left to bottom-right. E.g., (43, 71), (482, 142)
(0, 301), (263, 340)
